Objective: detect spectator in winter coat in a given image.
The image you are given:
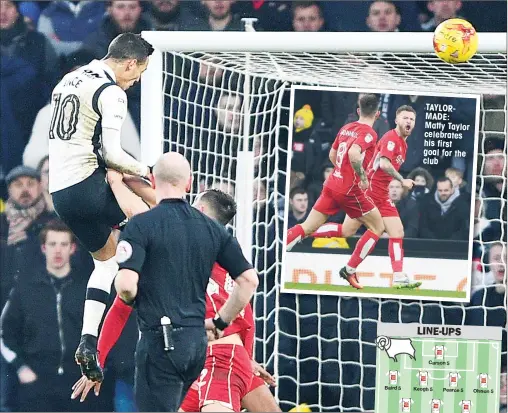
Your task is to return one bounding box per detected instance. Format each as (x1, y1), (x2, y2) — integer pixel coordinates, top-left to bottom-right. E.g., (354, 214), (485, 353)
(0, 166), (55, 306)
(291, 104), (322, 180)
(0, 220), (113, 412)
(37, 1), (105, 56)
(0, 0), (58, 174)
(418, 177), (470, 240)
(145, 0), (196, 31)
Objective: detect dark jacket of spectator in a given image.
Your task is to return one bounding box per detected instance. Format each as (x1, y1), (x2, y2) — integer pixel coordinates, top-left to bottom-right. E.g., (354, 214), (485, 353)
(37, 0), (105, 56)
(396, 195), (420, 238)
(81, 13), (152, 60)
(0, 209), (54, 306)
(145, 1), (197, 31)
(0, 13), (58, 174)
(418, 191), (470, 240)
(1, 268), (87, 375)
(0, 268), (113, 412)
(481, 181), (507, 242)
(291, 128), (322, 179)
(232, 1), (292, 31)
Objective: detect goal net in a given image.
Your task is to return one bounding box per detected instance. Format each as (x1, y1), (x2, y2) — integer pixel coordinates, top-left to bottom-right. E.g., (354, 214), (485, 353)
(140, 31), (507, 412)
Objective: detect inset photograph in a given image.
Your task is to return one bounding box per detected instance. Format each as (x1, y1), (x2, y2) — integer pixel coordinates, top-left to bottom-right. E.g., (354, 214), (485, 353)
(282, 85), (480, 302)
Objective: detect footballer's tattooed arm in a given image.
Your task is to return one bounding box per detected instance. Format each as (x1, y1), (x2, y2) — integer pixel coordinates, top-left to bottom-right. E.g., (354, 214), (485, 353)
(348, 144), (368, 183)
(380, 157), (414, 189)
(380, 157), (404, 182)
(351, 159), (367, 182)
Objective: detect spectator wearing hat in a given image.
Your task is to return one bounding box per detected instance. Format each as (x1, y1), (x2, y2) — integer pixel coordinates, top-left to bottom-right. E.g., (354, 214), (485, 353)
(1, 166), (55, 305)
(291, 104), (322, 181)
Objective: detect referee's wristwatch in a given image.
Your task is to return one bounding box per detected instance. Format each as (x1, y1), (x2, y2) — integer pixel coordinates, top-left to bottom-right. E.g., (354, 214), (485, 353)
(212, 314), (229, 331)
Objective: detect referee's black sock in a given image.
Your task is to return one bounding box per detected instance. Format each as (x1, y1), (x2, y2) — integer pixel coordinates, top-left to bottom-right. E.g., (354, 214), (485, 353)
(81, 257), (119, 338)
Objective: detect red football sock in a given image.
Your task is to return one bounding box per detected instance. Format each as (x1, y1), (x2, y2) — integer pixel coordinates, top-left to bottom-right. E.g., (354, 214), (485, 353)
(286, 224), (305, 250)
(97, 295), (133, 367)
(312, 223), (343, 238)
(389, 238), (404, 273)
(347, 230), (379, 269)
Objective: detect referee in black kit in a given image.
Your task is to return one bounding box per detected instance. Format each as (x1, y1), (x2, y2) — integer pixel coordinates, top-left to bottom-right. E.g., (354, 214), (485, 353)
(112, 152), (259, 412)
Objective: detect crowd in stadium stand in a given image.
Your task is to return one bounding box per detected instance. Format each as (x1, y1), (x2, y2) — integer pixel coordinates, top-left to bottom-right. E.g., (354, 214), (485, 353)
(0, 1), (506, 412)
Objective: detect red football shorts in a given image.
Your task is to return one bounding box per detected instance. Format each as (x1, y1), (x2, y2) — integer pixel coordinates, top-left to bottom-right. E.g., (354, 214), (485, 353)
(180, 344), (252, 412)
(249, 374), (266, 392)
(366, 191), (399, 218)
(314, 186), (375, 219)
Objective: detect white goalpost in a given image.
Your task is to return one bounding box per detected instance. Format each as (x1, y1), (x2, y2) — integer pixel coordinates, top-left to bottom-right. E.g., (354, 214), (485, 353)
(140, 30), (506, 412)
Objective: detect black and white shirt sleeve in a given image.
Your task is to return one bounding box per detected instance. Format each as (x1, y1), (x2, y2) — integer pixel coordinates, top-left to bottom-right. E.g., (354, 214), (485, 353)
(116, 218), (148, 273)
(216, 230), (253, 280)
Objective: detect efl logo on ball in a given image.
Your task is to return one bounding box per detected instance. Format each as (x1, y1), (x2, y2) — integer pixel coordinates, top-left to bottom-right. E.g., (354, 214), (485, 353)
(433, 18), (478, 64)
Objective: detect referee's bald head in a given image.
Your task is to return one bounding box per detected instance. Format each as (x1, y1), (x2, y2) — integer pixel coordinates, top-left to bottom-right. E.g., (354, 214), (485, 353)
(153, 152), (192, 193)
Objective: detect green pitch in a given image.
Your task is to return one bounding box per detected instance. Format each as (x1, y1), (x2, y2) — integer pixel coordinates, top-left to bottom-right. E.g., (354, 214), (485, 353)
(375, 337), (500, 412)
(283, 282), (467, 299)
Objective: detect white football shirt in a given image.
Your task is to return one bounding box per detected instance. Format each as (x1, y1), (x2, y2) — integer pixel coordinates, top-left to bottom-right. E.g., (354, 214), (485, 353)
(49, 60), (127, 193)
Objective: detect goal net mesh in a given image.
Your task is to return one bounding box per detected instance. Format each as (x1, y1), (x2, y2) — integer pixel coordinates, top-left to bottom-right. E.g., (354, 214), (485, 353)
(161, 51), (507, 412)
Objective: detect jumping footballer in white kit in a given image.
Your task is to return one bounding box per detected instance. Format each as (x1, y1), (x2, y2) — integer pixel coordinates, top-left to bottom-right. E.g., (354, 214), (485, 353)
(49, 32), (154, 381)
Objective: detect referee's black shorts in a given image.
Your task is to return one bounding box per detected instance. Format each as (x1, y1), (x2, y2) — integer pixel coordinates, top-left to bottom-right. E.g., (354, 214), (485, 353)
(52, 168), (126, 252)
(135, 326), (208, 412)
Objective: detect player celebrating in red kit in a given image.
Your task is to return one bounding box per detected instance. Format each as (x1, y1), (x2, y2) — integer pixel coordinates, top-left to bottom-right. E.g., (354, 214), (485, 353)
(286, 94), (385, 289)
(312, 105), (421, 288)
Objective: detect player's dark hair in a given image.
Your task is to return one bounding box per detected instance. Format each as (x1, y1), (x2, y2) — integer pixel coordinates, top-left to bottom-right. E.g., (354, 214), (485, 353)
(396, 105), (416, 116)
(200, 189), (237, 226)
(39, 219), (76, 245)
(291, 1), (323, 17)
(104, 33), (154, 63)
(436, 176), (453, 187)
(289, 187), (307, 199)
(358, 93), (380, 117)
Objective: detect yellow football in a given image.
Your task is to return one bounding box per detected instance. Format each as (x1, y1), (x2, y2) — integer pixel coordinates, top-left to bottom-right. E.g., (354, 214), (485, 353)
(433, 18), (478, 64)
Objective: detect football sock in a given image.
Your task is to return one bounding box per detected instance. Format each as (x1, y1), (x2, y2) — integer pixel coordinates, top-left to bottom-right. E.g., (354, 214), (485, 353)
(287, 224), (305, 251)
(347, 230), (379, 270)
(311, 223), (343, 238)
(389, 238), (404, 273)
(81, 257), (119, 338)
(98, 295), (133, 367)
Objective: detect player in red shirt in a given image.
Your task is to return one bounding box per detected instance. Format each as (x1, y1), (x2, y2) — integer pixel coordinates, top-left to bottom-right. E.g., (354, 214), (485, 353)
(70, 180), (282, 412)
(312, 105), (421, 288)
(179, 261), (281, 413)
(286, 94), (385, 289)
